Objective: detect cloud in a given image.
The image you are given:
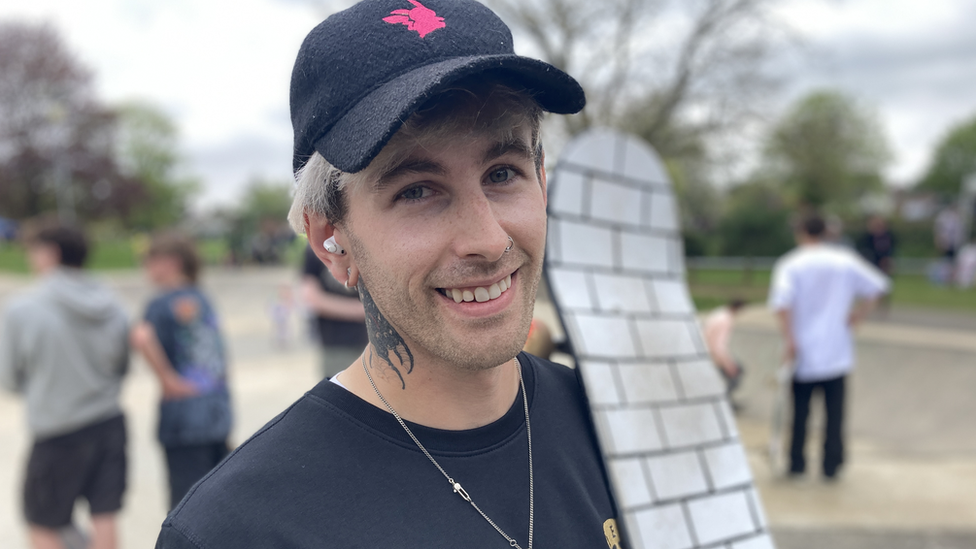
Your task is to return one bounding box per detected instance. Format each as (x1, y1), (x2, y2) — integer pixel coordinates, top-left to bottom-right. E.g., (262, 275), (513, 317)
(187, 133), (293, 210)
(775, 0), (976, 184)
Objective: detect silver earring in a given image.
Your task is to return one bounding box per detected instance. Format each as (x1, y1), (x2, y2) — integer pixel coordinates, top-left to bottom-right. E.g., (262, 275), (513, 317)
(324, 236), (345, 255)
(504, 236), (513, 253)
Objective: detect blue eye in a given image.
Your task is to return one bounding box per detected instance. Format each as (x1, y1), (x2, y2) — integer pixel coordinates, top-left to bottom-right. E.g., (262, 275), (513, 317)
(398, 186), (429, 201)
(488, 167), (514, 184)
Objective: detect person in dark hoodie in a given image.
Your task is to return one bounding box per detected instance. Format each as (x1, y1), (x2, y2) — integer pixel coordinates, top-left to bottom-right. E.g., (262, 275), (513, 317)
(0, 221), (129, 549)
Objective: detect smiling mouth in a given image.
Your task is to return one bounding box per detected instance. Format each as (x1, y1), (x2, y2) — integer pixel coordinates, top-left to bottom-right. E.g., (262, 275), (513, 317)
(437, 273), (514, 303)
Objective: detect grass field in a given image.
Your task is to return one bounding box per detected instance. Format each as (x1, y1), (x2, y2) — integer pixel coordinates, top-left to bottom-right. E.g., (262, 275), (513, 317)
(688, 268), (976, 313)
(0, 238), (230, 274)
(0, 237), (307, 275)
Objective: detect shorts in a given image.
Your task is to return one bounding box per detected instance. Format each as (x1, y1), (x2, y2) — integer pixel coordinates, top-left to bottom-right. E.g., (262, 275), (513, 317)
(24, 414), (127, 528)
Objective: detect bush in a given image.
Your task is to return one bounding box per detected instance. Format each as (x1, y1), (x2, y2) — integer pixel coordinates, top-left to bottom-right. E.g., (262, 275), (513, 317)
(717, 181), (795, 256)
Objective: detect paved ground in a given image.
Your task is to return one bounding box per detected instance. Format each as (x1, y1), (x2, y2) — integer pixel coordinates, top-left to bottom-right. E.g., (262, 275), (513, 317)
(1, 268), (974, 548)
(731, 306), (976, 548)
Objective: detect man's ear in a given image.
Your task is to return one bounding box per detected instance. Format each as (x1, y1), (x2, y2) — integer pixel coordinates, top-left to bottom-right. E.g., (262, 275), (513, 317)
(306, 212), (356, 287)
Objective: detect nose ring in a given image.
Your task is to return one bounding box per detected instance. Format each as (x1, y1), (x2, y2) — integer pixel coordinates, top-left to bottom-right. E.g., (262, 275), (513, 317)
(504, 236), (513, 253)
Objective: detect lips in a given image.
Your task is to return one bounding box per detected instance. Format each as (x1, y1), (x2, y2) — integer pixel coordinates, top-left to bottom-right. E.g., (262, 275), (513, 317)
(438, 273), (513, 303)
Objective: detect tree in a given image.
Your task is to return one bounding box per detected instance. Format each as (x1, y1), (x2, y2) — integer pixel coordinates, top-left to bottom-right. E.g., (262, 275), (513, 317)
(227, 179), (295, 264)
(114, 102), (199, 230)
(665, 152), (721, 256)
(717, 179), (793, 257)
(917, 113), (976, 197)
(487, 0), (784, 139)
(0, 22), (129, 222)
(761, 90), (890, 213)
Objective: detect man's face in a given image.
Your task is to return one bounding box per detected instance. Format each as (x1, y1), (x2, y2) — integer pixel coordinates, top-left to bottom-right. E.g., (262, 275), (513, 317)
(144, 254), (182, 287)
(338, 124), (547, 372)
(27, 243), (59, 274)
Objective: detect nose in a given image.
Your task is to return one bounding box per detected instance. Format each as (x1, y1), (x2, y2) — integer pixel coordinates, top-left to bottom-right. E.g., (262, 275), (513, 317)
(450, 191), (511, 261)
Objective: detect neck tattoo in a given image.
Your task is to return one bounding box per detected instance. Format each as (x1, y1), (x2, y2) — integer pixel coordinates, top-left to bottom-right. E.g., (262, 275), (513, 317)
(361, 353), (534, 549)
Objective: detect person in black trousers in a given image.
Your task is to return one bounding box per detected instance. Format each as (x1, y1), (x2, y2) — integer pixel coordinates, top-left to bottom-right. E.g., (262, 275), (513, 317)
(769, 215), (889, 479)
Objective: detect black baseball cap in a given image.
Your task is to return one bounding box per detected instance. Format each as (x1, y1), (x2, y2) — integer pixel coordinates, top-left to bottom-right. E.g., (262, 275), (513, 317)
(290, 0), (586, 174)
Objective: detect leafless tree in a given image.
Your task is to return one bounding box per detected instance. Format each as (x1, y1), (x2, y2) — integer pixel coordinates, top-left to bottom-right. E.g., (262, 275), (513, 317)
(487, 0), (785, 148)
(0, 22), (140, 222)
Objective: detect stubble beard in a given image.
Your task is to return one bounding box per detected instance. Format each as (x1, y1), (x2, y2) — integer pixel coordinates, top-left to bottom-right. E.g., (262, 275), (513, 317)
(348, 232), (541, 375)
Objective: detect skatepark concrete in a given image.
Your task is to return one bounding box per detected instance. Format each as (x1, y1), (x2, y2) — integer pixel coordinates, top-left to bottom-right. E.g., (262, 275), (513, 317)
(1, 267), (974, 548)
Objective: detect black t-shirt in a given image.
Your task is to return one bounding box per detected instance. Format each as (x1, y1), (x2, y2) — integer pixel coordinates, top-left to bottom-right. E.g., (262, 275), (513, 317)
(155, 353), (619, 549)
(858, 229), (896, 268)
(302, 245), (369, 347)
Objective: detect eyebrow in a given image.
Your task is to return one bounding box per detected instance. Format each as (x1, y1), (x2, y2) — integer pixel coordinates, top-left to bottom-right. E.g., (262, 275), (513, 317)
(372, 159), (446, 194)
(482, 137), (534, 165)
(369, 136), (535, 193)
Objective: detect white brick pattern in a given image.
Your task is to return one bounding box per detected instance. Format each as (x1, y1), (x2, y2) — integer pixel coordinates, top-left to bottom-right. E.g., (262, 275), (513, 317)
(546, 129), (773, 549)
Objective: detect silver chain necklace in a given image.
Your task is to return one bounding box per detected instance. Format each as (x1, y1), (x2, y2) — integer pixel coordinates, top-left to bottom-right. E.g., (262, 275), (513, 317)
(361, 354), (534, 549)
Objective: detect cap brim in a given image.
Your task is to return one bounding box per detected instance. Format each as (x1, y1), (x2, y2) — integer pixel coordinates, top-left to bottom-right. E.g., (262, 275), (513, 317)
(312, 54), (585, 173)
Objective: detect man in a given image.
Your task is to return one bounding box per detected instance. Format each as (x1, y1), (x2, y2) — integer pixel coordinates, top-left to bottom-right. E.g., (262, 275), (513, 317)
(858, 215), (895, 312)
(703, 298), (746, 399)
(155, 1), (618, 547)
(769, 215), (889, 479)
(934, 205), (964, 284)
(858, 215), (896, 276)
(131, 234), (233, 510)
(300, 243), (368, 378)
(1, 222), (129, 549)
(934, 205), (963, 259)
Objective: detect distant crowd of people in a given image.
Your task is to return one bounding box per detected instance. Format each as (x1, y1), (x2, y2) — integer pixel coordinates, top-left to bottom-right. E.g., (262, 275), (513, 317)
(933, 205), (976, 288)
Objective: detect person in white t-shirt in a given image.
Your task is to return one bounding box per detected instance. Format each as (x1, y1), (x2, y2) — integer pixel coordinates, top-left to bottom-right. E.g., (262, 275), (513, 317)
(768, 215), (889, 479)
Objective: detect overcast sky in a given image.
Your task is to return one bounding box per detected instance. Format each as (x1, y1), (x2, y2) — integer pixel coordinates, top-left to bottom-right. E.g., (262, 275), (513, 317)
(2, 0), (974, 209)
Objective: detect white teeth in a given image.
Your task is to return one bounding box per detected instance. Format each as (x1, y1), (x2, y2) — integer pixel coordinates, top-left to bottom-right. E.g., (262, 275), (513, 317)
(488, 283), (501, 299)
(446, 274), (513, 304)
(474, 287), (490, 302)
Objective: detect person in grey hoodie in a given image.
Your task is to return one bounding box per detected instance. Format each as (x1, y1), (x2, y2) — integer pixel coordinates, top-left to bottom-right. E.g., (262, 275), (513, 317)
(0, 222), (129, 549)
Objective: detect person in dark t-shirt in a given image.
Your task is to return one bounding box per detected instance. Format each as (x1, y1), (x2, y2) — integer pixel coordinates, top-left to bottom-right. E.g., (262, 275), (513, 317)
(133, 234), (232, 510)
(858, 215), (896, 275)
(156, 2), (618, 548)
(300, 243), (368, 378)
(858, 215), (896, 311)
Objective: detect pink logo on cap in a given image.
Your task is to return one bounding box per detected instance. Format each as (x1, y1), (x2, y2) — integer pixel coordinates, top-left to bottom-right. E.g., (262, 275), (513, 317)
(383, 0), (445, 38)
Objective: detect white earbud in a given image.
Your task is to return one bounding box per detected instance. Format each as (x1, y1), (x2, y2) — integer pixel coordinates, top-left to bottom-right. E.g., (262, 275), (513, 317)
(324, 236), (345, 255)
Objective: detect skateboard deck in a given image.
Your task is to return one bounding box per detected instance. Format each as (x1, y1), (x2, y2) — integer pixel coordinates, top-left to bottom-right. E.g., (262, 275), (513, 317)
(546, 129), (775, 549)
